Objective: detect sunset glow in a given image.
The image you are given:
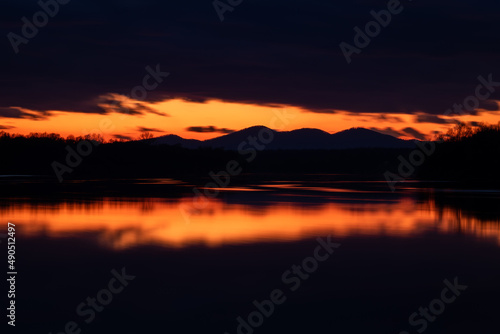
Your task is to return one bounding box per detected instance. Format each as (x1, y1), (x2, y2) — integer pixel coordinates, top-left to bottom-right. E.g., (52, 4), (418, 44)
(2, 98), (500, 141)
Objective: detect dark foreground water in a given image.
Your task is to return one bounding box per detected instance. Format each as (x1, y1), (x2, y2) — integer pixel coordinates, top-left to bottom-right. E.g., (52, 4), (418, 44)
(2, 178), (500, 333)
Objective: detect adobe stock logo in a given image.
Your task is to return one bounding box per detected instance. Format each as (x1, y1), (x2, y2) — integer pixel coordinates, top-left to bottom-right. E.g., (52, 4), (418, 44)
(7, 0), (72, 54)
(213, 0), (243, 22)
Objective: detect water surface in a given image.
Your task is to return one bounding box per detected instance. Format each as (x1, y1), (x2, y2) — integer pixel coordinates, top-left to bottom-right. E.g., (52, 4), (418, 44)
(3, 179), (500, 333)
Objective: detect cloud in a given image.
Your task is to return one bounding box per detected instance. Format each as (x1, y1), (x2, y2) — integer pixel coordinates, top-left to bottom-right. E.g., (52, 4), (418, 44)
(0, 0), (499, 117)
(371, 126), (427, 140)
(370, 127), (405, 138)
(0, 107), (52, 120)
(415, 114), (454, 124)
(401, 127), (427, 140)
(113, 134), (133, 141)
(97, 94), (169, 117)
(372, 115), (404, 123)
(186, 126), (235, 134)
(137, 126), (165, 133)
(181, 96), (209, 103)
(0, 125), (15, 130)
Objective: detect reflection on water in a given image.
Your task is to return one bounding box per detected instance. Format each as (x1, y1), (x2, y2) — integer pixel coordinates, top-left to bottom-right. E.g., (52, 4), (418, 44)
(3, 184), (500, 249)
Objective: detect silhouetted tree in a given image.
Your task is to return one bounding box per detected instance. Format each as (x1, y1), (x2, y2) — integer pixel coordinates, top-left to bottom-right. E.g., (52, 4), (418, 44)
(420, 122), (500, 183)
(139, 132), (154, 140)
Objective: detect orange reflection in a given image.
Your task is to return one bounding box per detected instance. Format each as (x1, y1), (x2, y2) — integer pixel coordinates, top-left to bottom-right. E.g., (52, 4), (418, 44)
(3, 194), (500, 249)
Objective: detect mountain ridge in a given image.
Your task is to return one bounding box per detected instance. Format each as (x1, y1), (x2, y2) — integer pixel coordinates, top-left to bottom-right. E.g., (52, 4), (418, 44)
(152, 126), (417, 150)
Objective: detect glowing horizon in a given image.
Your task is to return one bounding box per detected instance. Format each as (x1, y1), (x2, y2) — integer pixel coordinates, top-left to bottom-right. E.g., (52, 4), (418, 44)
(1, 98), (500, 142)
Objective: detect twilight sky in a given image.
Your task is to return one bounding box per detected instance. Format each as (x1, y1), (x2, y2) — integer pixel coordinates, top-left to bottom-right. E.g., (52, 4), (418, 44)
(1, 0), (500, 140)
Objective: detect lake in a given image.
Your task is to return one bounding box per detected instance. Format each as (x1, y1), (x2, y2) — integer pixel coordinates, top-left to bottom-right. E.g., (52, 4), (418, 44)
(2, 177), (500, 333)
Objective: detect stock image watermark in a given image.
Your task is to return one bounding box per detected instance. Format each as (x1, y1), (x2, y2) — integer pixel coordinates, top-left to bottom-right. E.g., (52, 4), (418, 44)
(213, 0), (243, 22)
(51, 63), (169, 182)
(6, 222), (16, 327)
(384, 73), (500, 191)
(399, 277), (467, 334)
(49, 267), (135, 334)
(339, 0), (407, 64)
(7, 0), (72, 54)
(223, 236), (341, 334)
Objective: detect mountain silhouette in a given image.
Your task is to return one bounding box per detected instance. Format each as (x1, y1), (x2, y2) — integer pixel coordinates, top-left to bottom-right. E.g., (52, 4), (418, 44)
(153, 126), (416, 150)
(150, 134), (202, 149)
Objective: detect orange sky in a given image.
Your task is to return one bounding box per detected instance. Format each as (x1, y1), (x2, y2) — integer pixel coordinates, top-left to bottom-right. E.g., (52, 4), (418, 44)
(2, 97), (500, 141)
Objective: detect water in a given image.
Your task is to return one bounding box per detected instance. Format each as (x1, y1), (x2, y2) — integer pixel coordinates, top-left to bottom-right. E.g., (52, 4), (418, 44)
(2, 178), (500, 333)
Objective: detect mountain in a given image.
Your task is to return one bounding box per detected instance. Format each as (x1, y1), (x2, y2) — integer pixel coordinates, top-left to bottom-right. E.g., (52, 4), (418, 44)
(152, 126), (417, 150)
(203, 126), (273, 150)
(152, 134), (203, 149)
(328, 128), (416, 149)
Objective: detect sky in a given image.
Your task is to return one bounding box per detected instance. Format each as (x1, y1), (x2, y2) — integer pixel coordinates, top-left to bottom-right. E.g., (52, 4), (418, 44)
(1, 0), (500, 141)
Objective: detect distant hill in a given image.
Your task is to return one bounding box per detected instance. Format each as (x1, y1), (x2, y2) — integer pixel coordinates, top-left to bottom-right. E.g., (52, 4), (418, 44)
(152, 126), (417, 150)
(150, 134), (203, 149)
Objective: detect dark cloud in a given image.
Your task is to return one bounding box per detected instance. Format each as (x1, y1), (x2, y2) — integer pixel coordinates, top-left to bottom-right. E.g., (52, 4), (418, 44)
(415, 114), (454, 124)
(137, 126), (164, 133)
(401, 127), (427, 140)
(0, 107), (51, 120)
(0, 0), (500, 116)
(186, 126), (235, 134)
(181, 96), (209, 103)
(371, 126), (426, 140)
(370, 127), (405, 138)
(372, 115), (404, 123)
(97, 94), (169, 117)
(0, 125), (15, 129)
(113, 134), (133, 141)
